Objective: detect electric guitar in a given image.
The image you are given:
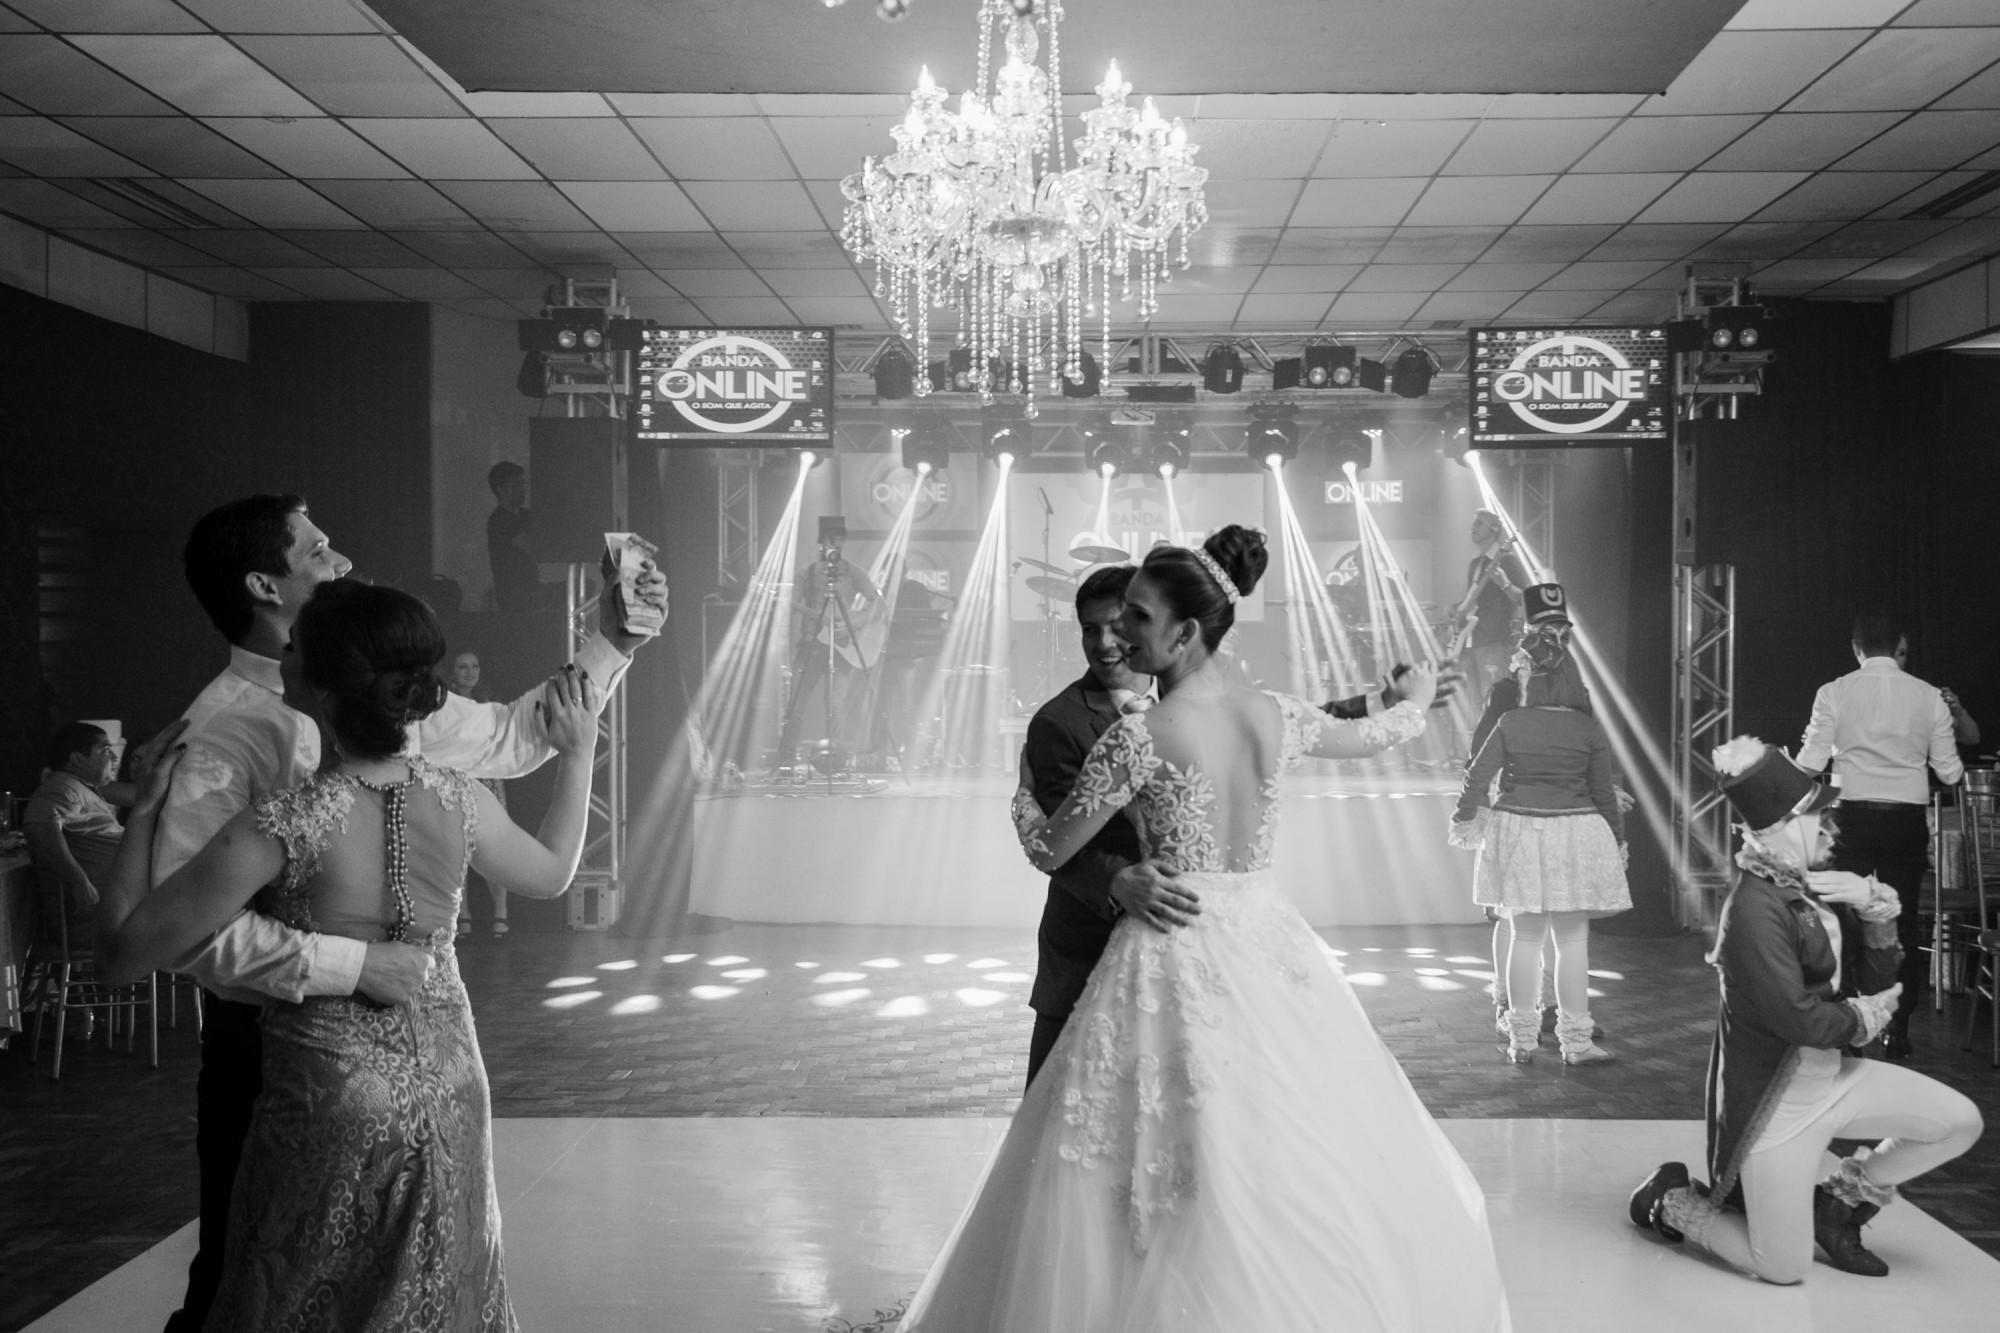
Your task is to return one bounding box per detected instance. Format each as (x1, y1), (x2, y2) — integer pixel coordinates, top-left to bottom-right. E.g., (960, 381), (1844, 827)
(811, 587), (890, 670)
(1444, 538), (1516, 660)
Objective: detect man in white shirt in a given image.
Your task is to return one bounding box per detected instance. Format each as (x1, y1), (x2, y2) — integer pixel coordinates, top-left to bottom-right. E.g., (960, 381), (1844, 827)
(155, 493), (666, 1333)
(1796, 612), (1962, 1062)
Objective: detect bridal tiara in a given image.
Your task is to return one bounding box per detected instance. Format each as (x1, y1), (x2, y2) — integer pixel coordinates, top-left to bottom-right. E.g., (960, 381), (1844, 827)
(1191, 547), (1241, 605)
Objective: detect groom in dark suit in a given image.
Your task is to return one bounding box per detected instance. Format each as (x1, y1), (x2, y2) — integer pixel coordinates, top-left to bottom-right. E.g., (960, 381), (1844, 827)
(1020, 566), (1449, 1087)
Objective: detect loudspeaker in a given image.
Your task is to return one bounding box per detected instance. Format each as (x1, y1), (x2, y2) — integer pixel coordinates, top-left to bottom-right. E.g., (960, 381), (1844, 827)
(529, 417), (626, 564)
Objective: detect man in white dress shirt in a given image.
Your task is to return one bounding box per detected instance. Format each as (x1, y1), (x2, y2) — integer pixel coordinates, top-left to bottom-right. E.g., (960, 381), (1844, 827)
(155, 493), (665, 1333)
(1796, 612), (1962, 1062)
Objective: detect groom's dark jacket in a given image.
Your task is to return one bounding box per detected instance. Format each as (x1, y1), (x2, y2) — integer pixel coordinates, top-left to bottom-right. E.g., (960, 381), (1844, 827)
(1024, 673), (1379, 1018)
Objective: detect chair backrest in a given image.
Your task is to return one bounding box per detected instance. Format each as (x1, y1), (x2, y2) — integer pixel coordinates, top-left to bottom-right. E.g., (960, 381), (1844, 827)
(1961, 779), (1995, 931)
(20, 831), (78, 959)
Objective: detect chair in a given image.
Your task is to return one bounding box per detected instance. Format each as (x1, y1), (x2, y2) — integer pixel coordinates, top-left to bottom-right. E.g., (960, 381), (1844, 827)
(21, 864), (157, 1079)
(1955, 778), (2000, 1066)
(1926, 790), (1982, 1009)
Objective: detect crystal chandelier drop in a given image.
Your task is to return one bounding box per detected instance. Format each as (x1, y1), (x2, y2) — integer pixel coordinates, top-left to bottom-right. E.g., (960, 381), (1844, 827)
(840, 0), (1208, 412)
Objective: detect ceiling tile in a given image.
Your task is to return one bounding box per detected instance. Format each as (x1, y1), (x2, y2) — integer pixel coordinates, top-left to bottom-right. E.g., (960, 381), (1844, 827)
(1752, 171), (1937, 219)
(55, 115), (285, 176)
(1440, 120), (1614, 176)
(694, 296), (798, 324)
(0, 34), (175, 114)
(626, 118), (792, 180)
(1192, 95), (1347, 120)
(275, 229), (431, 266)
(553, 180), (705, 231)
(175, 229), (328, 264)
(349, 266), (485, 299)
(1404, 175), (1554, 226)
(1898, 216), (2000, 257)
(753, 94), (908, 118)
(1236, 293), (1331, 324)
(203, 117), (410, 177)
(250, 265), (396, 298)
(1749, 256), (1875, 286)
(1253, 265), (1361, 293)
(1574, 116), (1761, 173)
(1143, 294), (1245, 324)
(1587, 290), (1677, 319)
(1371, 226), (1506, 262)
(0, 117), (148, 175)
(1180, 119), (1329, 180)
(1895, 0), (2000, 23)
(1690, 220), (1844, 258)
(1482, 224), (1620, 262)
(6, 1), (208, 32)
(232, 36), (464, 117)
(622, 295), (708, 323)
(1933, 62), (2000, 110)
(1417, 290), (1524, 320)
(1290, 178), (1427, 227)
(1503, 290), (1621, 321)
(1164, 266), (1259, 294)
(487, 118), (665, 180)
(604, 93), (759, 116)
(1634, 31), (1869, 115)
(0, 9), (33, 31)
(777, 296), (887, 327)
(1841, 256), (1947, 281)
(1541, 260), (1677, 291)
(71, 34), (322, 115)
(58, 227), (216, 267)
(1269, 227), (1393, 262)
(0, 94), (28, 113)
(1586, 224), (1732, 262)
(1349, 263), (1463, 292)
(503, 231), (632, 264)
(306, 178), (477, 230)
(431, 180), (594, 231)
(1835, 109), (2000, 170)
(1636, 171), (1812, 222)
(766, 117), (899, 179)
(158, 265), (307, 299)
(1795, 218), (1958, 256)
(178, 2), (383, 34)
(682, 180), (823, 231)
(458, 268), (556, 298)
(1190, 229), (1280, 266)
(612, 230), (743, 265)
(1339, 96), (1498, 120)
(0, 178), (133, 227)
(1325, 291), (1427, 322)
(1790, 29), (2000, 112)
(1727, 0), (1910, 27)
(799, 180), (847, 226)
(751, 268), (865, 298)
(181, 177), (362, 228)
(387, 230), (536, 267)
(1484, 94), (1647, 119)
(450, 90), (612, 117)
(1202, 179), (1300, 227)
(1311, 119), (1474, 177)
(349, 119), (536, 179)
(1443, 262), (1566, 291)
(1703, 112), (1907, 170)
(729, 230), (852, 267)
(1518, 174), (1678, 224)
(664, 269), (772, 298)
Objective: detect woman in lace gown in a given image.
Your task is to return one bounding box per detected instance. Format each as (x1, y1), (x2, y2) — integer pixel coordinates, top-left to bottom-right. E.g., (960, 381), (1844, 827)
(903, 528), (1511, 1333)
(97, 581), (601, 1332)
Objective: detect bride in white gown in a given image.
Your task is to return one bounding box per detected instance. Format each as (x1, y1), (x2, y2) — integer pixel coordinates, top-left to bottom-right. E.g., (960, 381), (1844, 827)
(903, 527), (1511, 1333)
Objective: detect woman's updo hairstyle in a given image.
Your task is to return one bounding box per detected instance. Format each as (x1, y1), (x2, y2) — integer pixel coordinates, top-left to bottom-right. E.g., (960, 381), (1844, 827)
(1139, 524), (1269, 652)
(295, 578), (449, 759)
(1523, 653), (1593, 714)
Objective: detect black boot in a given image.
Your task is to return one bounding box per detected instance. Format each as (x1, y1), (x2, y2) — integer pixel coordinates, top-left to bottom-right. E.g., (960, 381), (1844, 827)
(1814, 1187), (1889, 1276)
(1629, 1162), (1691, 1242)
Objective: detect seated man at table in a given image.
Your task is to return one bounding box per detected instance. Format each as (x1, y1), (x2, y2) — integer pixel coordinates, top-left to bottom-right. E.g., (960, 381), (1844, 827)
(22, 722), (136, 920)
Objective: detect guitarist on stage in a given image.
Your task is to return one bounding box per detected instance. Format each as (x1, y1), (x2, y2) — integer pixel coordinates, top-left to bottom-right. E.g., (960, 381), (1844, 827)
(778, 522), (884, 770)
(1451, 508), (1533, 707)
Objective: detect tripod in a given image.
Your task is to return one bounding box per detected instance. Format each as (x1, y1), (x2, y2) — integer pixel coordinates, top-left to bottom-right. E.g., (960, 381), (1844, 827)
(779, 545), (882, 786)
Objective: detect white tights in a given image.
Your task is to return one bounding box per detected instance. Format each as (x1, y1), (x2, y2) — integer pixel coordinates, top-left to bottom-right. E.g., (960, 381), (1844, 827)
(1502, 910), (1592, 1023)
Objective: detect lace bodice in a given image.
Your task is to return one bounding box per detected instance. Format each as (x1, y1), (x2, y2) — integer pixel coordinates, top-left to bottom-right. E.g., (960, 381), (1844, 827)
(254, 756), (480, 942)
(1014, 692), (1427, 875)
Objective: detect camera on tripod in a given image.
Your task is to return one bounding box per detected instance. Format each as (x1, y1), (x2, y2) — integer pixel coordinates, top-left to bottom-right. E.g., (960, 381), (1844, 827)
(817, 516), (847, 581)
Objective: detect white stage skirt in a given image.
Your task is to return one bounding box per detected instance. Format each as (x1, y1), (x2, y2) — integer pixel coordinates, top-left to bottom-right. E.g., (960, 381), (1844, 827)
(690, 774), (1481, 929)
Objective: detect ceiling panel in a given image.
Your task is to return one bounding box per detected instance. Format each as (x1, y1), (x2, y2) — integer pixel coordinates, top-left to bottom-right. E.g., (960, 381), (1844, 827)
(487, 118), (665, 180)
(1896, 0), (2000, 24)
(180, 177), (361, 228)
(552, 180), (704, 232)
(1326, 291), (1427, 322)
(1586, 223), (1730, 260)
(460, 267), (558, 298)
(72, 35), (323, 115)
(250, 264), (395, 297)
(1183, 118), (1329, 180)
(178, 2), (384, 35)
(756, 268), (866, 298)
(0, 34), (176, 114)
(1835, 109), (2000, 170)
(1753, 171), (1940, 220)
(0, 176), (135, 227)
(1633, 31), (1868, 115)
(627, 118), (793, 180)
(503, 230), (631, 263)
(1541, 260), (1677, 291)
(681, 180), (828, 232)
(1349, 263), (1464, 292)
(1795, 219), (1957, 256)
(1749, 256), (1876, 286)
(232, 35), (466, 117)
(1573, 116), (1760, 173)
(728, 230), (854, 268)
(175, 229), (330, 264)
(1201, 179), (1300, 227)
(5, 2), (207, 34)
(57, 115), (284, 176)
(1417, 290), (1523, 320)
(348, 118), (537, 179)
(1934, 62), (2000, 110)
(605, 93), (759, 116)
(305, 178), (477, 230)
(387, 229), (535, 267)
(1403, 176), (1554, 227)
(349, 266), (486, 299)
(0, 117), (148, 175)
(1703, 111), (1906, 170)
(1439, 119), (1612, 176)
(1290, 178), (1427, 228)
(612, 230), (742, 265)
(1253, 265), (1361, 293)
(1635, 171), (1812, 223)
(1481, 224), (1620, 262)
(1145, 294), (1245, 325)
(430, 179), (595, 230)
(1518, 174), (1678, 225)
(1371, 226), (1507, 262)
(275, 229), (431, 267)
(696, 296), (799, 324)
(1728, 0), (1911, 27)
(766, 117), (899, 180)
(1157, 265), (1259, 295)
(59, 226), (217, 267)
(665, 269), (772, 298)
(203, 117), (411, 177)
(157, 264), (307, 298)
(1442, 262), (1566, 291)
(1791, 28), (2000, 111)
(1504, 289), (1620, 320)
(1236, 293), (1331, 324)
(782, 296), (890, 326)
(1311, 120), (1473, 178)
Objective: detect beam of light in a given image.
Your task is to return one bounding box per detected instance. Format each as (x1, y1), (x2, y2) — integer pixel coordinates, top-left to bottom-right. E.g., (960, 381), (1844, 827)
(1466, 466), (1709, 895)
(610, 995), (662, 1015)
(910, 455), (1014, 770)
(1093, 462), (1113, 550)
(694, 459), (810, 772)
(1163, 468), (1185, 545)
(1268, 457), (1372, 709)
(849, 468), (927, 755)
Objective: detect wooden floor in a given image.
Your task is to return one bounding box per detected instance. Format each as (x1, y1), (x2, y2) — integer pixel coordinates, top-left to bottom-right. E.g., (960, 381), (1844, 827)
(4, 919), (1997, 1332)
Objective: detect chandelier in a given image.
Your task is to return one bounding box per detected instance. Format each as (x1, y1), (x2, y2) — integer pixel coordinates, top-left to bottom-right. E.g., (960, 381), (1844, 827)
(840, 0), (1208, 412)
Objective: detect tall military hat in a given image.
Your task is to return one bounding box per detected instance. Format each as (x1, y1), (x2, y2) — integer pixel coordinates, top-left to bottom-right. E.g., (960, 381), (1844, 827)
(1523, 583), (1571, 628)
(1712, 736), (1838, 830)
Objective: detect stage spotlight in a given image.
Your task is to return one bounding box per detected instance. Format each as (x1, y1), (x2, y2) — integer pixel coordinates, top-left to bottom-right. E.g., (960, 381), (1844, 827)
(982, 405), (1031, 465)
(1325, 426), (1373, 473)
(1358, 357), (1387, 392)
(873, 348), (915, 401)
(1201, 344), (1245, 394)
(1083, 423), (1130, 476)
(1150, 413), (1192, 477)
(1245, 403), (1299, 467)
(1705, 305), (1771, 351)
(1061, 350), (1102, 398)
(1303, 343), (1356, 389)
(901, 422), (950, 475)
(1271, 357), (1303, 391)
(926, 347), (976, 392)
(1390, 346), (1434, 398)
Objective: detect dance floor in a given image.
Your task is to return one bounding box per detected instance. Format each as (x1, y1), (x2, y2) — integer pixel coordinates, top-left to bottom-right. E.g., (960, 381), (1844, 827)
(25, 1117), (2000, 1333)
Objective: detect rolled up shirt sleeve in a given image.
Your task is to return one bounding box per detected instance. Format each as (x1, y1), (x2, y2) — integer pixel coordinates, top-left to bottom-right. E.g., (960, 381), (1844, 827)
(1796, 683), (1837, 774)
(415, 631), (632, 780)
(1929, 693), (1965, 787)
(173, 910), (367, 1003)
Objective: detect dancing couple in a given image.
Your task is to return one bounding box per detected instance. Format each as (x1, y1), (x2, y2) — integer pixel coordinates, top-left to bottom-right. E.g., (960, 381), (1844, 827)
(903, 527), (1512, 1332)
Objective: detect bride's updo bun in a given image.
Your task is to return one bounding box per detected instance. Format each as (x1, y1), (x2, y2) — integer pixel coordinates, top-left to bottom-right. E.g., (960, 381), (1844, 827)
(1140, 524), (1269, 652)
(295, 579), (449, 759)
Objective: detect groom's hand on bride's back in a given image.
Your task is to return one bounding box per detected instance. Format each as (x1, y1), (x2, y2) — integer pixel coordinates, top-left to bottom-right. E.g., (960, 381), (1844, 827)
(357, 941), (434, 1006)
(1111, 861), (1200, 933)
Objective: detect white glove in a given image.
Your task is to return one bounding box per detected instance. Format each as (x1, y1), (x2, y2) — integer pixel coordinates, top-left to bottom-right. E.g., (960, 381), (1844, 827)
(1845, 983), (1903, 1045)
(1449, 808), (1490, 851)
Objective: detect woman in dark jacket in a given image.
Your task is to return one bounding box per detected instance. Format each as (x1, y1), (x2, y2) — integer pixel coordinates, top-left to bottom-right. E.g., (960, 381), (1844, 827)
(1452, 654), (1628, 1063)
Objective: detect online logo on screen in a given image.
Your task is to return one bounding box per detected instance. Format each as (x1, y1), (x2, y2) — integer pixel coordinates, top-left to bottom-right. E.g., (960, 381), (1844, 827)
(650, 333), (812, 435)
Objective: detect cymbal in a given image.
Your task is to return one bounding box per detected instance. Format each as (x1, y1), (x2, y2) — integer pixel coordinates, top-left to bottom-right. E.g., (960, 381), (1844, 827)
(1015, 556), (1071, 576)
(1069, 544), (1129, 564)
(1024, 575), (1078, 598)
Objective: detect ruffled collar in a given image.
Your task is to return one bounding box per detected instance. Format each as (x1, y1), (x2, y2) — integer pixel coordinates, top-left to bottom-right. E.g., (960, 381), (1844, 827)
(1734, 832), (1808, 896)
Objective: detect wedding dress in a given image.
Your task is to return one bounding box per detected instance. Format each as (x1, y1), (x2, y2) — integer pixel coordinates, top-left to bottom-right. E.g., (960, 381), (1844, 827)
(903, 693), (1511, 1333)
